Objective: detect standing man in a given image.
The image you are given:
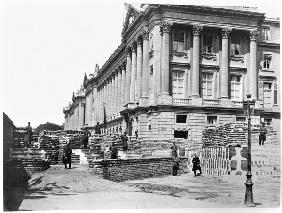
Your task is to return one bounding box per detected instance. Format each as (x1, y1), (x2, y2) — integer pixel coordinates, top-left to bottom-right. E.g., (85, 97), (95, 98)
(121, 131), (128, 151)
(259, 122), (267, 146)
(192, 153), (202, 176)
(25, 122), (33, 148)
(63, 142), (72, 169)
(95, 122), (101, 134)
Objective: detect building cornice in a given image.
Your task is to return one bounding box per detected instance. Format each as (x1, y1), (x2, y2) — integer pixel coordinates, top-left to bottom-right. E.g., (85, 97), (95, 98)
(258, 42), (280, 49)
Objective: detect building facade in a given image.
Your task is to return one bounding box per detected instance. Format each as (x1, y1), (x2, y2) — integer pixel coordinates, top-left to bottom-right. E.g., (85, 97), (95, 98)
(63, 4), (280, 142)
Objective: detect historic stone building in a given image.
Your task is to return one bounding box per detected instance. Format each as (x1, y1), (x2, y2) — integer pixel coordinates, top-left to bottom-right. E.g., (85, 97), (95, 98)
(63, 4), (280, 142)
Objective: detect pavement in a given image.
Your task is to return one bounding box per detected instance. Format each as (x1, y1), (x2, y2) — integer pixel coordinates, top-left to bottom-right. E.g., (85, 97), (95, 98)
(18, 164), (280, 210)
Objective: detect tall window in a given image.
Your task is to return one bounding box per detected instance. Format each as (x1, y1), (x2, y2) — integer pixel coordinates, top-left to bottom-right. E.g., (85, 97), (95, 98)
(263, 54), (271, 69)
(230, 37), (241, 56)
(203, 33), (214, 53)
(230, 75), (242, 101)
(172, 71), (184, 98)
(263, 82), (273, 108)
(262, 27), (270, 42)
(202, 73), (213, 99)
(173, 31), (184, 52)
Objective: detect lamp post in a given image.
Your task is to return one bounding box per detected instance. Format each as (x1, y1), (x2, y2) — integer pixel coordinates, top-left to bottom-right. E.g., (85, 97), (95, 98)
(243, 94), (256, 207)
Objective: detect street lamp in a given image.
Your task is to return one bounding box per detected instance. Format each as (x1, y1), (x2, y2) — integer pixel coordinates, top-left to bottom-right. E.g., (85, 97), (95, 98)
(243, 94), (256, 207)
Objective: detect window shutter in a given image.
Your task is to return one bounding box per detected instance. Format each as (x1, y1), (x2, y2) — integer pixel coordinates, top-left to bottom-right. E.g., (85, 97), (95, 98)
(258, 81), (264, 100)
(274, 82), (278, 105)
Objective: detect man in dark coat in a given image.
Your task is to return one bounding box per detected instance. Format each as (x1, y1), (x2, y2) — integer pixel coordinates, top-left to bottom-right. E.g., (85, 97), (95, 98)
(192, 154), (202, 176)
(172, 158), (180, 176)
(25, 122), (33, 148)
(259, 122), (267, 145)
(110, 143), (118, 159)
(121, 132), (128, 151)
(63, 143), (72, 169)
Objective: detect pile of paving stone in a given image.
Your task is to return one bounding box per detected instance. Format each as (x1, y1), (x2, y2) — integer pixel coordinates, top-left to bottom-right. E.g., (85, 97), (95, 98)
(13, 128), (26, 148)
(202, 123), (247, 147)
(39, 134), (60, 164)
(202, 122), (278, 147)
(126, 138), (190, 159)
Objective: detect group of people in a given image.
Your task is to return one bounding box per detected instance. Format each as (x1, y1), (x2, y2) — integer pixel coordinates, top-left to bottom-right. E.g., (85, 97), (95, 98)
(171, 141), (202, 177)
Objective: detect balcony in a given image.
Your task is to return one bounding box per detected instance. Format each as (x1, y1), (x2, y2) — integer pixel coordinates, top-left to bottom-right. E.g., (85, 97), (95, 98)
(172, 98), (192, 105)
(233, 101), (243, 108)
(203, 99), (220, 106)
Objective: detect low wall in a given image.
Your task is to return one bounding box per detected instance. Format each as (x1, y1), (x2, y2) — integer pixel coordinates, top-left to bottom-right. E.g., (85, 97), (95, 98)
(9, 148), (50, 175)
(89, 157), (189, 182)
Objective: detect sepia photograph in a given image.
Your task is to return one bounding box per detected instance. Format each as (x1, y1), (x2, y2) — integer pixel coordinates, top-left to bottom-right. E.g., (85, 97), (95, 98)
(1, 0), (281, 211)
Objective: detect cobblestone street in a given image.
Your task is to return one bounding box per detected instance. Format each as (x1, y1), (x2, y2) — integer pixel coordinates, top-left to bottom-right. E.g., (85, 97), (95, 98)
(19, 165), (280, 210)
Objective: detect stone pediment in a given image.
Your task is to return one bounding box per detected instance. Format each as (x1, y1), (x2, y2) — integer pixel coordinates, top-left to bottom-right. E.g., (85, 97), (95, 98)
(122, 4), (142, 35)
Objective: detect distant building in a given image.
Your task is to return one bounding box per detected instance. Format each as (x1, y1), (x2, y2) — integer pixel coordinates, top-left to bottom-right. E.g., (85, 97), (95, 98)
(63, 4), (280, 142)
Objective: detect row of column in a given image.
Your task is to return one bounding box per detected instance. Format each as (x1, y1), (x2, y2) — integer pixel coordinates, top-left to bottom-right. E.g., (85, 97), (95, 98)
(127, 26), (150, 103)
(95, 26), (150, 122)
(189, 25), (258, 100)
(96, 63), (127, 122)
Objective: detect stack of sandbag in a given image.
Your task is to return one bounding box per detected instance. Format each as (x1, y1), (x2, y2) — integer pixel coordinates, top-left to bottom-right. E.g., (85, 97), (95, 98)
(39, 134), (60, 164)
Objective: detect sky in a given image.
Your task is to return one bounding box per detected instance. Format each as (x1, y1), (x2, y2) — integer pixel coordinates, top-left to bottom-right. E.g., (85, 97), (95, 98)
(1, 0), (280, 128)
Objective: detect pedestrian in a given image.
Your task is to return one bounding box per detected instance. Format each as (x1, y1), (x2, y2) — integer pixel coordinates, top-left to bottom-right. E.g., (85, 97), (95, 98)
(170, 141), (179, 161)
(95, 122), (101, 134)
(259, 122), (267, 146)
(110, 143), (118, 159)
(135, 130), (138, 139)
(192, 153), (202, 176)
(25, 122), (33, 148)
(83, 130), (90, 149)
(63, 142), (72, 169)
(121, 131), (128, 151)
(172, 158), (180, 176)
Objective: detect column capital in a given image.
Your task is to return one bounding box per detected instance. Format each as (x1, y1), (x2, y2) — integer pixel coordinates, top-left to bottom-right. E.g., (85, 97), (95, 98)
(249, 30), (258, 41)
(141, 26), (149, 40)
(192, 25), (203, 36)
(120, 61), (126, 70)
(126, 46), (132, 56)
(221, 27), (232, 39)
(136, 36), (143, 46)
(131, 42), (137, 52)
(160, 21), (172, 34)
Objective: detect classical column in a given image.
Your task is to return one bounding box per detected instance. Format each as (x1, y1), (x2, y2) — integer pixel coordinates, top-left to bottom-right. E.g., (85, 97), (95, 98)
(117, 68), (122, 113)
(130, 43), (137, 102)
(109, 77), (113, 116)
(88, 89), (93, 125)
(125, 48), (132, 104)
(121, 62), (126, 108)
(250, 30), (258, 100)
(136, 36), (143, 100)
(141, 26), (149, 100)
(92, 85), (97, 126)
(220, 27), (232, 99)
(160, 21), (172, 96)
(113, 72), (117, 114)
(97, 88), (100, 122)
(191, 25), (203, 97)
(105, 80), (109, 117)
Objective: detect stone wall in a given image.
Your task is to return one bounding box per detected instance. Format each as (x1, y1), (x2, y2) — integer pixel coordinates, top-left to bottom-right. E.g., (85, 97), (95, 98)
(88, 157), (188, 182)
(9, 148), (50, 175)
